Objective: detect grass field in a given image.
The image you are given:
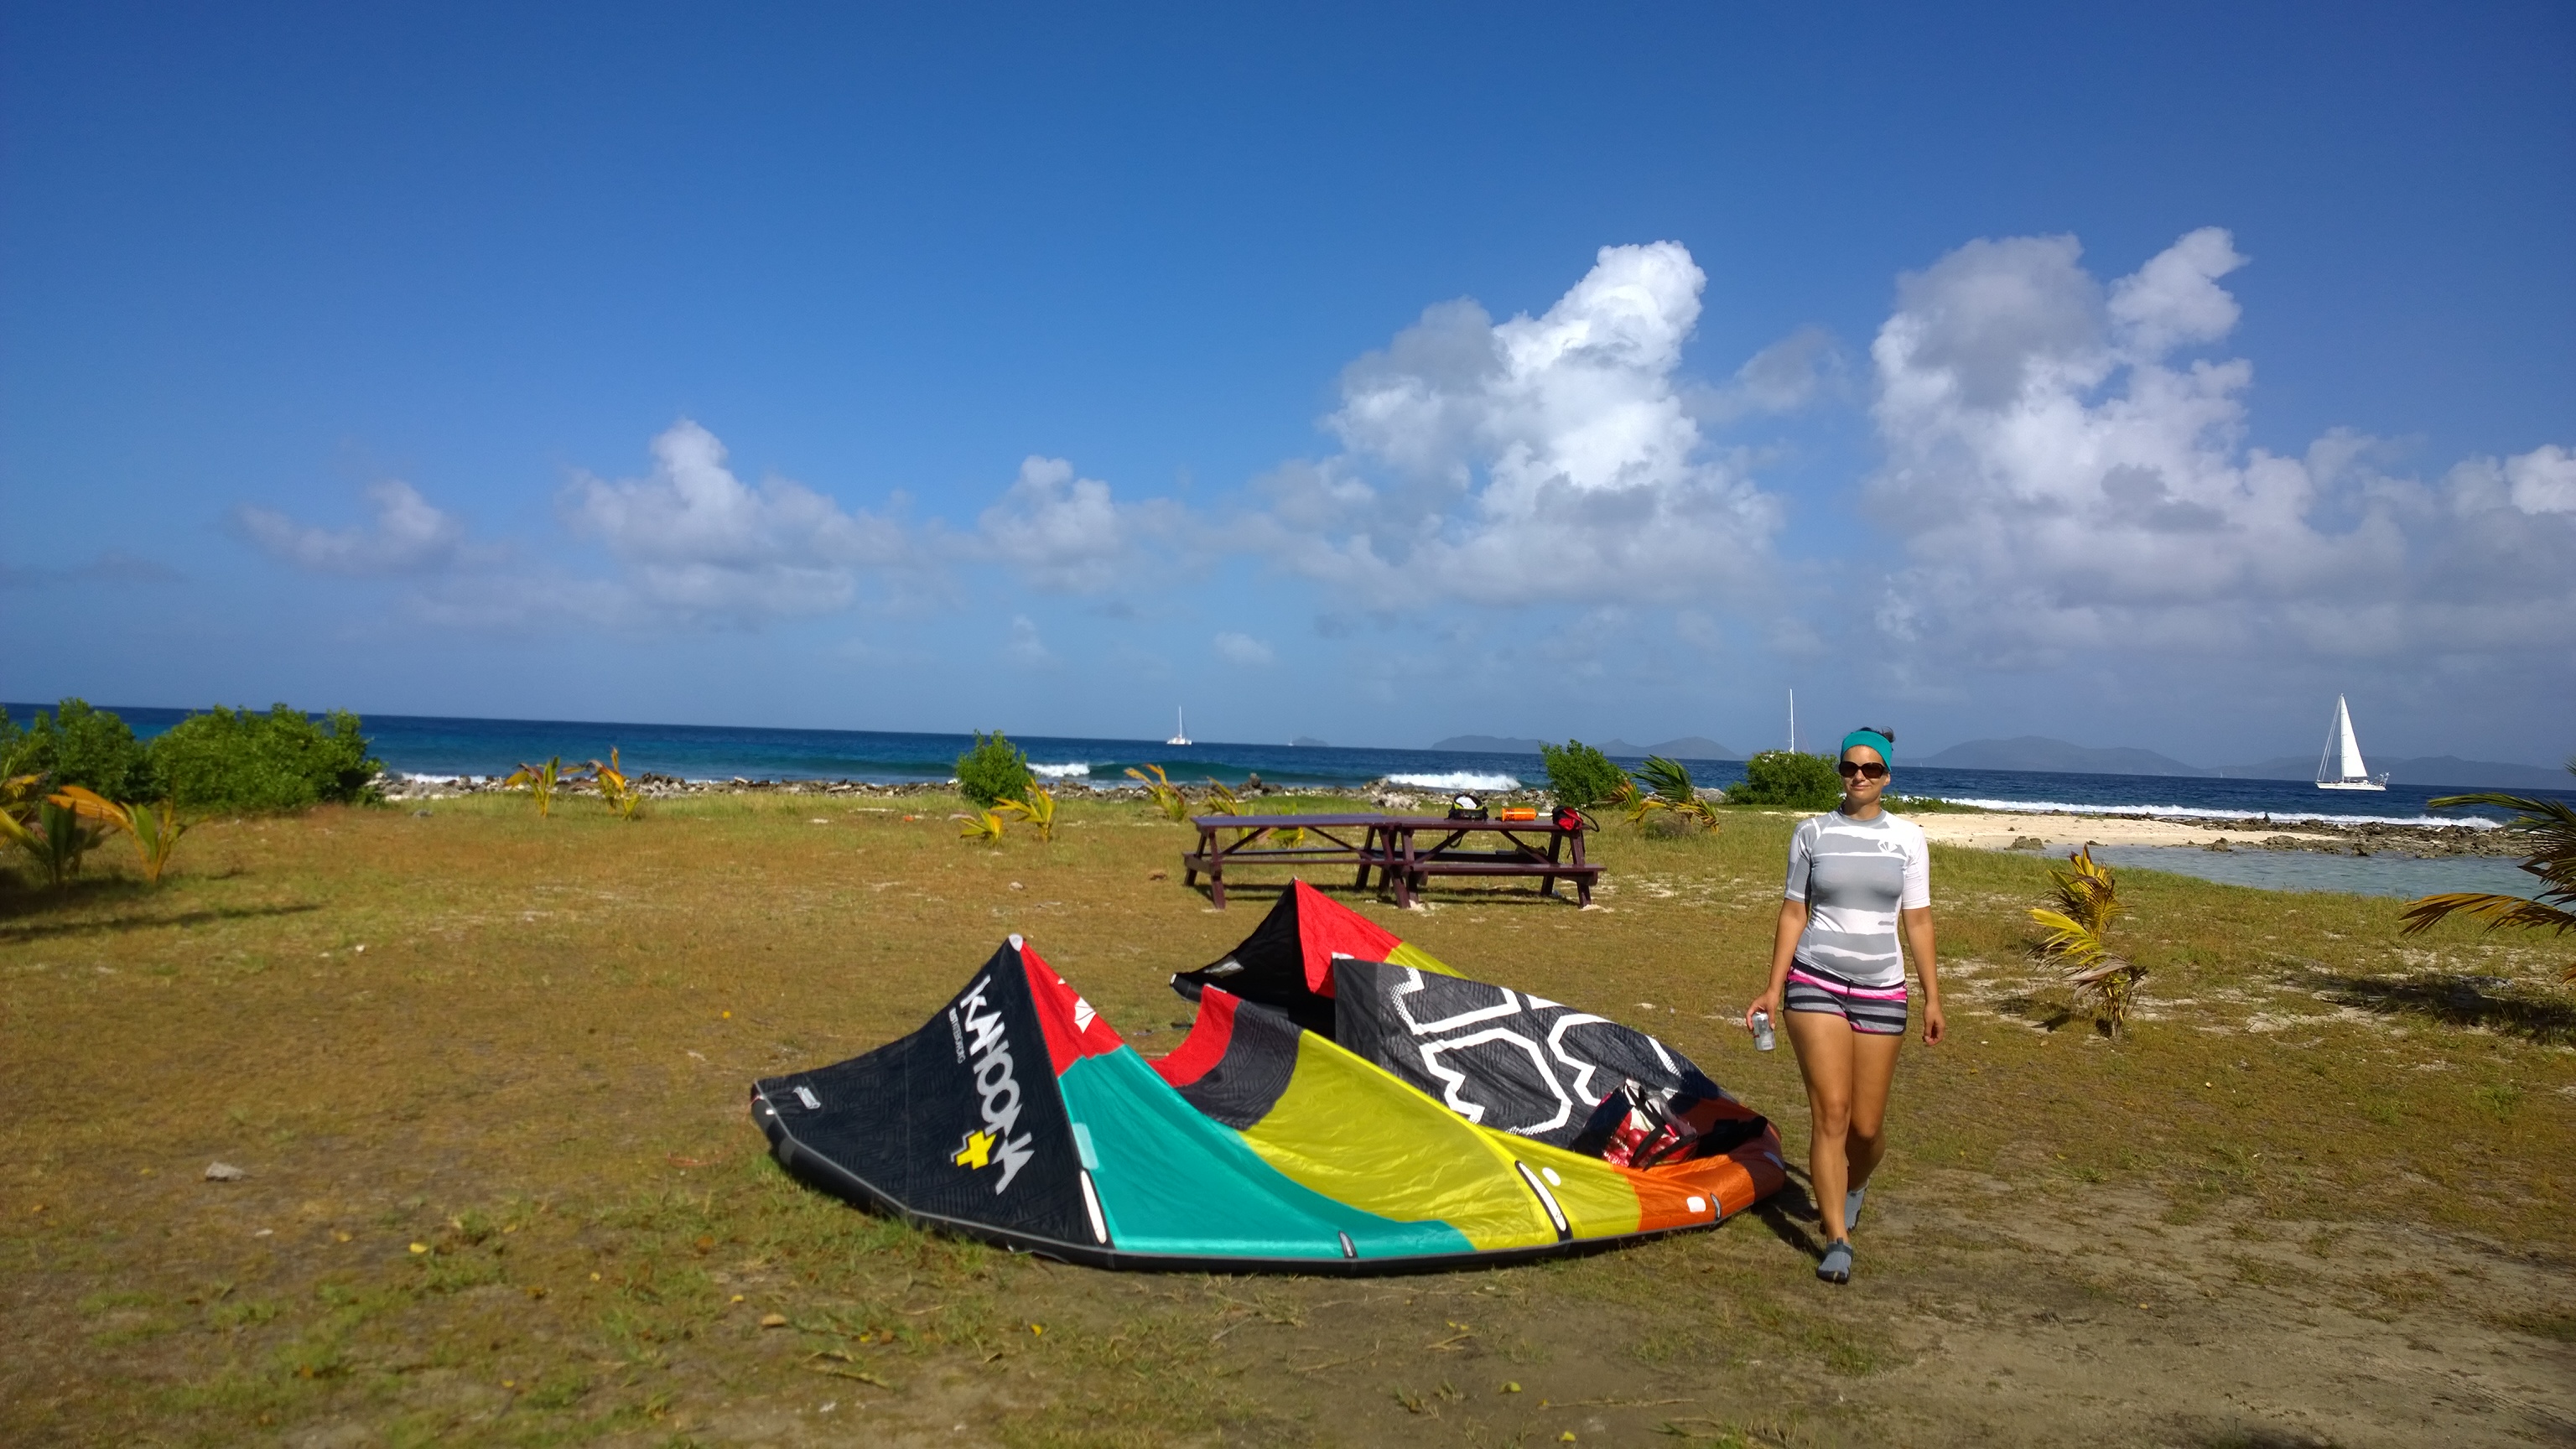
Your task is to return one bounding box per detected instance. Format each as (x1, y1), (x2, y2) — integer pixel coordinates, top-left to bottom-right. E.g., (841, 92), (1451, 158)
(3, 792), (2570, 1446)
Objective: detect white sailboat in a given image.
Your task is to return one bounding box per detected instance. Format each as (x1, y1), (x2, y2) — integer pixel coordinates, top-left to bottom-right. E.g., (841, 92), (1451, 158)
(2314, 694), (2388, 791)
(1166, 708), (1192, 747)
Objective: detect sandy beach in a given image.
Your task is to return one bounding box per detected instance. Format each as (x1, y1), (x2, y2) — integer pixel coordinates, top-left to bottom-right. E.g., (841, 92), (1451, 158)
(1905, 809), (2344, 851)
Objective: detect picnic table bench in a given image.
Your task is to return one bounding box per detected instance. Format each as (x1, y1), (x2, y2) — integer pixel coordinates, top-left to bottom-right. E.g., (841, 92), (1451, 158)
(1183, 813), (1600, 909)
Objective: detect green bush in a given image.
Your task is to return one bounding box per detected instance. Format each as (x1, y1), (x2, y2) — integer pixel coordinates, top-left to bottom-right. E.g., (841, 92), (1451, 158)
(1727, 750), (1843, 808)
(0, 699), (154, 797)
(955, 730), (1033, 808)
(147, 705), (383, 812)
(1540, 739), (1630, 808)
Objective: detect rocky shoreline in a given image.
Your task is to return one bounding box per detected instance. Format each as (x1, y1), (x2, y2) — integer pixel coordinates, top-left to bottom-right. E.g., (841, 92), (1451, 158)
(2163, 813), (2521, 858)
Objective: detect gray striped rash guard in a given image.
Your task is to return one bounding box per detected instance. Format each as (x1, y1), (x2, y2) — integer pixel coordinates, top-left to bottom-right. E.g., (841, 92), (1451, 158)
(1783, 810), (1932, 989)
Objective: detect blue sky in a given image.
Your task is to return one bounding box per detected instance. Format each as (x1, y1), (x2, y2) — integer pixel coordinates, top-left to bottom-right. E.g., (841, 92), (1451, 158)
(4, 3), (2570, 765)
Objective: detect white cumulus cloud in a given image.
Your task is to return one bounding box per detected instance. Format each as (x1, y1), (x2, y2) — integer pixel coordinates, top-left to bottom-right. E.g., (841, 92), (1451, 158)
(1242, 242), (1783, 608)
(972, 456), (1171, 594)
(558, 419), (911, 621)
(1866, 227), (2576, 672)
(235, 480), (466, 575)
(2504, 444), (2576, 515)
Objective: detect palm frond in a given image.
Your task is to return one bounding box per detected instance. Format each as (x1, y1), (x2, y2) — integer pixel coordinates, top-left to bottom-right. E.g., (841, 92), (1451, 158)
(953, 809), (1005, 843)
(2029, 848), (2143, 1036)
(1637, 756), (1698, 807)
(2398, 891), (2576, 937)
(2409, 773), (2576, 979)
(591, 748), (646, 820)
(1124, 765), (1190, 822)
(2423, 787), (2576, 905)
(2027, 906), (2111, 973)
(2043, 847), (2124, 936)
(124, 799), (189, 885)
(995, 785), (1058, 843)
(47, 783), (130, 829)
(501, 757), (565, 818)
(0, 771), (43, 811)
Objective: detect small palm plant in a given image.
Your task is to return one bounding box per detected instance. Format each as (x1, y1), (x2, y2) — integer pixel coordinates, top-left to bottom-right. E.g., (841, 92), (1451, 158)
(502, 757), (570, 818)
(3, 797), (108, 888)
(954, 808), (1006, 843)
(2030, 847), (2142, 1036)
(50, 785), (190, 886)
(1199, 778), (1245, 817)
(995, 784), (1058, 843)
(589, 748), (646, 821)
(2401, 766), (2576, 979)
(1628, 756), (1718, 828)
(1124, 764), (1191, 822)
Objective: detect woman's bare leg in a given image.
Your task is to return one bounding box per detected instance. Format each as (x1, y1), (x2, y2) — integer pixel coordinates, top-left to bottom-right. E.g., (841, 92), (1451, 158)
(1843, 1030), (1904, 1195)
(1785, 1008), (1857, 1243)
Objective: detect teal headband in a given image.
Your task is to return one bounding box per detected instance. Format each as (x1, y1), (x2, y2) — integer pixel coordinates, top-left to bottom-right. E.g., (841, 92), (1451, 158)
(1840, 730), (1893, 764)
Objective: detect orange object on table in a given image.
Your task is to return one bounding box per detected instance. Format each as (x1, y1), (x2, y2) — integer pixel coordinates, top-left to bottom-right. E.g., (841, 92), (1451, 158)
(1498, 806), (1537, 823)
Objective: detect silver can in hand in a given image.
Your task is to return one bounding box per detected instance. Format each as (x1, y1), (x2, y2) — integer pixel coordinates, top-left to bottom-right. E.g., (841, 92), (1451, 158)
(1751, 1007), (1775, 1052)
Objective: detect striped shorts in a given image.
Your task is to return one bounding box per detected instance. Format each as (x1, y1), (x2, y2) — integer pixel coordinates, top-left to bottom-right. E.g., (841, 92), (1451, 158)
(1784, 963), (1909, 1036)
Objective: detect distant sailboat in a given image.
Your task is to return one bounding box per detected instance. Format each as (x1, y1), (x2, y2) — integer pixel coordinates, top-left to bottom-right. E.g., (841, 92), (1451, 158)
(2314, 694), (2388, 792)
(1166, 708), (1192, 747)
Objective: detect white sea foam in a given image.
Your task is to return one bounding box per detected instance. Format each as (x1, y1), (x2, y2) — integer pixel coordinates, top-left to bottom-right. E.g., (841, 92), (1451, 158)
(1929, 797), (2497, 829)
(1387, 771), (1521, 791)
(398, 773), (464, 784)
(1031, 762), (1091, 778)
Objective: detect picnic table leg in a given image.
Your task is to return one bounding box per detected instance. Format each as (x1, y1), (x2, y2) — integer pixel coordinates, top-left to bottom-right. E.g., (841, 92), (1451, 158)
(1540, 828), (1564, 898)
(1400, 827), (1418, 908)
(1208, 831), (1227, 908)
(1571, 828), (1592, 906)
(1354, 824), (1374, 891)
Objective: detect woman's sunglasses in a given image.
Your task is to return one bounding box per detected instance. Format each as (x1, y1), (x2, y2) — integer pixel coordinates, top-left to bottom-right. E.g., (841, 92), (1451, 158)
(1836, 761), (1888, 780)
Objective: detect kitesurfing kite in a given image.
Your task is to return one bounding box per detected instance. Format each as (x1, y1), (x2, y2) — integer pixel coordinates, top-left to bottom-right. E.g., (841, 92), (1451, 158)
(754, 881), (1784, 1271)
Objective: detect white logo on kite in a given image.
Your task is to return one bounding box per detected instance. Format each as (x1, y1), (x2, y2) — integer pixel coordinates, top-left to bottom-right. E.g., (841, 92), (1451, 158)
(952, 976), (1038, 1194)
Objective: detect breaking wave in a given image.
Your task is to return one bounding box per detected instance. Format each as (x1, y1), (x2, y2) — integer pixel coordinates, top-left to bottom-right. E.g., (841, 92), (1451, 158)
(1929, 796), (2497, 829)
(1031, 762), (1092, 778)
(1386, 771), (1522, 791)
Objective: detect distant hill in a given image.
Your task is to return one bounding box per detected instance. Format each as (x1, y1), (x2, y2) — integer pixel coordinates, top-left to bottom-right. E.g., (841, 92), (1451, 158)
(1920, 736), (2206, 776)
(2215, 755), (2573, 790)
(1431, 735), (1739, 760)
(1431, 735), (1549, 754)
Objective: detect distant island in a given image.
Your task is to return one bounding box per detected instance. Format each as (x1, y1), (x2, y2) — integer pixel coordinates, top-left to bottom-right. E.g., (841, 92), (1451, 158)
(1924, 735), (2569, 790)
(1432, 735), (1738, 760)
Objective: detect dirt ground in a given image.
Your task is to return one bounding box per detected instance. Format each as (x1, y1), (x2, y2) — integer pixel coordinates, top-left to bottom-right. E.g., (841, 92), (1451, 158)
(3, 794), (2569, 1446)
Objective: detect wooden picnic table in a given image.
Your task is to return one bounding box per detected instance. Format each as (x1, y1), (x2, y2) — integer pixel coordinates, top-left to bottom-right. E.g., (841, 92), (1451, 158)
(1182, 813), (1599, 909)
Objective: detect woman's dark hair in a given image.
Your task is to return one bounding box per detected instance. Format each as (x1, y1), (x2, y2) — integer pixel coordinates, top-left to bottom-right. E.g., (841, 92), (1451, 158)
(1862, 725), (1895, 744)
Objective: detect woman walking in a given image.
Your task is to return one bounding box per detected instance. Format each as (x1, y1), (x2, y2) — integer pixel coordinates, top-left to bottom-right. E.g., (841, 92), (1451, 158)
(1743, 728), (1945, 1284)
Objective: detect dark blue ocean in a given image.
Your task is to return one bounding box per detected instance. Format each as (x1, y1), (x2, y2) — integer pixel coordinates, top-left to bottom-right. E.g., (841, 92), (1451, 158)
(22, 704), (2564, 831)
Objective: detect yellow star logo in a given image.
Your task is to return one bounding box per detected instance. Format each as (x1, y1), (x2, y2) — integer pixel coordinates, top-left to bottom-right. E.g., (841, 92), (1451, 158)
(952, 1129), (995, 1171)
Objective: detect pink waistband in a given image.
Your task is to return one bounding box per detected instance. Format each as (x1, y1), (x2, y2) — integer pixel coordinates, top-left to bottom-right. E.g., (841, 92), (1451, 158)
(1789, 967), (1909, 1001)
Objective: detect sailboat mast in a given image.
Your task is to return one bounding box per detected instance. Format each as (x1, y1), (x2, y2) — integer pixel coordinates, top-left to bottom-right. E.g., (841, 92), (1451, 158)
(1789, 688), (1796, 756)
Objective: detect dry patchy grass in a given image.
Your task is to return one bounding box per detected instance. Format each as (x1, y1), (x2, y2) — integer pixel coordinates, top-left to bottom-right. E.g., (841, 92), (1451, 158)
(2, 795), (2570, 1446)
